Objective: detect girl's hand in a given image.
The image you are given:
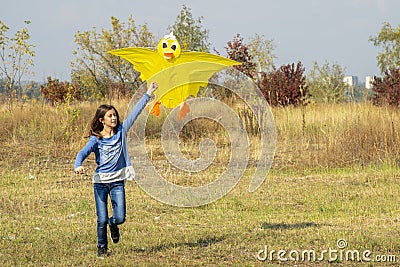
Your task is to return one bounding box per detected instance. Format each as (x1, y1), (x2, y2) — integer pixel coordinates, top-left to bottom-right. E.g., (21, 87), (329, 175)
(147, 82), (158, 96)
(75, 166), (85, 174)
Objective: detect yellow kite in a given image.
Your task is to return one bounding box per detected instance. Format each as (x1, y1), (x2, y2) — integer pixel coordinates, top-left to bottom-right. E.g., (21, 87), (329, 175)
(108, 32), (241, 120)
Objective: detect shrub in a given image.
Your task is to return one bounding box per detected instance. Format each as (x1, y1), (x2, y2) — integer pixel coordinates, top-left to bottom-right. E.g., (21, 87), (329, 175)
(40, 77), (83, 105)
(371, 68), (400, 106)
(307, 61), (347, 104)
(108, 82), (134, 100)
(258, 62), (308, 106)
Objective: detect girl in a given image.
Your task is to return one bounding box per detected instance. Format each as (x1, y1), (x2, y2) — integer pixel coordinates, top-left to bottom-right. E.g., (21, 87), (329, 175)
(74, 82), (158, 258)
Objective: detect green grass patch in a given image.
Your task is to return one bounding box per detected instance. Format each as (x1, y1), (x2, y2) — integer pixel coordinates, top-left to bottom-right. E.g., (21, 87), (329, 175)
(1, 166), (399, 266)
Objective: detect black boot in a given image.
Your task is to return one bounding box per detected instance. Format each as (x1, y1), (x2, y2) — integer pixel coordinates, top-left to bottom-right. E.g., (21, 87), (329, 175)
(97, 245), (108, 258)
(109, 225), (120, 244)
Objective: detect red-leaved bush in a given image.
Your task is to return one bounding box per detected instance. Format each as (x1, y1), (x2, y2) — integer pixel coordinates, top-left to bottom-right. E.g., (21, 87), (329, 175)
(40, 77), (83, 105)
(258, 62), (308, 106)
(225, 34), (257, 80)
(371, 68), (400, 106)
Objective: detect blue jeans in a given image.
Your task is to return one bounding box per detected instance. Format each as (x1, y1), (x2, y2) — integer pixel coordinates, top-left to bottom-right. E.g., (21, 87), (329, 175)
(93, 180), (126, 247)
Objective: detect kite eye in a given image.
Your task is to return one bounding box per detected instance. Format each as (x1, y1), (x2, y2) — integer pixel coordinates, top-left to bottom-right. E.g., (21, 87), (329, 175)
(171, 41), (179, 51)
(162, 41), (168, 48)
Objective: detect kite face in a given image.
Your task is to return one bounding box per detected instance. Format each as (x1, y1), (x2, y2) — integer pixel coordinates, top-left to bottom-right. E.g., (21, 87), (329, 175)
(157, 32), (181, 60)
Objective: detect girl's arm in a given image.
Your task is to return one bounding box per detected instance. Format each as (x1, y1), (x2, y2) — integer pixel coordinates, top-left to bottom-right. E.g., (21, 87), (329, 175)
(73, 136), (97, 173)
(123, 82), (158, 131)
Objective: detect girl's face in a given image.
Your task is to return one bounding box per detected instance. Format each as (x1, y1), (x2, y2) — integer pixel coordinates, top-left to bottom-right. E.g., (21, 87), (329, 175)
(100, 109), (118, 129)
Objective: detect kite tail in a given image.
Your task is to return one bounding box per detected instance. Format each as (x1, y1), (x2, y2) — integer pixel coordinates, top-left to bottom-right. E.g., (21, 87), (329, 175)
(150, 101), (161, 117)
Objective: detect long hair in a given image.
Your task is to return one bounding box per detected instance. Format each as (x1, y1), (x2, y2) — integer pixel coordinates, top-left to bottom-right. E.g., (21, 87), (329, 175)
(90, 104), (121, 139)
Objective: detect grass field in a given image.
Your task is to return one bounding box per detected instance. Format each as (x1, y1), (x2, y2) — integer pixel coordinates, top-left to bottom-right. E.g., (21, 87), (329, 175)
(1, 100), (399, 266)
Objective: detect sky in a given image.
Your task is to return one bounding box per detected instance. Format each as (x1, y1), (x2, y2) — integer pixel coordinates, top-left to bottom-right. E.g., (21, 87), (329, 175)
(1, 0), (400, 83)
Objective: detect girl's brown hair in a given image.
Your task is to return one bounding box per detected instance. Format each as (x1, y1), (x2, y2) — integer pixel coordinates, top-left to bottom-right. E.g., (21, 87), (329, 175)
(90, 104), (121, 139)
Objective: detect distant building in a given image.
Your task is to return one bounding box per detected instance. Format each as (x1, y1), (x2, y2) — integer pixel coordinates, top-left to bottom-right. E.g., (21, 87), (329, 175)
(343, 76), (359, 87)
(365, 76), (375, 89)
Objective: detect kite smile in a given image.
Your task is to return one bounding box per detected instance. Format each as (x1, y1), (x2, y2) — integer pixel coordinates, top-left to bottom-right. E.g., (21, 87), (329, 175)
(163, 53), (174, 59)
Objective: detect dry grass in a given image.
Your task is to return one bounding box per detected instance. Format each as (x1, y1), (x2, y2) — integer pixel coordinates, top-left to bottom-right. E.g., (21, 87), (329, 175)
(3, 99), (400, 171)
(273, 102), (400, 170)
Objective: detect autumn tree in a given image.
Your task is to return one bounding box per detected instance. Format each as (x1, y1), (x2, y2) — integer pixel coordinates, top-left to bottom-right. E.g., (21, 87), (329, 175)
(168, 4), (210, 52)
(225, 34), (257, 80)
(248, 33), (276, 77)
(307, 61), (347, 103)
(71, 16), (155, 99)
(370, 68), (400, 106)
(258, 62), (308, 106)
(369, 22), (400, 74)
(206, 34), (257, 101)
(0, 20), (35, 110)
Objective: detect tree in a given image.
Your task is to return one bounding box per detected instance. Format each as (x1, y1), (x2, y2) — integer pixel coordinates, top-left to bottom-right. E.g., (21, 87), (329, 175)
(370, 68), (400, 106)
(71, 16), (155, 99)
(248, 33), (276, 76)
(307, 61), (347, 103)
(258, 62), (308, 106)
(207, 34), (257, 101)
(225, 34), (257, 80)
(0, 20), (35, 110)
(168, 4), (210, 52)
(369, 22), (400, 74)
